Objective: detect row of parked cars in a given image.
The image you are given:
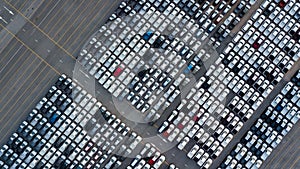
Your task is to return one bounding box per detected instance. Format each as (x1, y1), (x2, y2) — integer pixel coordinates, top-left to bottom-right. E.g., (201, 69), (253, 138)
(113, 0), (255, 49)
(0, 74), (156, 169)
(169, 0), (239, 48)
(74, 1), (298, 168)
(78, 1), (213, 168)
(77, 0), (299, 169)
(80, 1), (262, 168)
(126, 143), (167, 169)
(219, 70), (300, 169)
(110, 0), (214, 42)
(210, 0), (300, 144)
(157, 62), (242, 168)
(216, 1), (300, 167)
(230, 0), (299, 73)
(215, 0), (300, 129)
(0, 0), (240, 168)
(78, 0), (229, 125)
(212, 0), (257, 47)
(152, 0), (299, 168)
(0, 1), (298, 169)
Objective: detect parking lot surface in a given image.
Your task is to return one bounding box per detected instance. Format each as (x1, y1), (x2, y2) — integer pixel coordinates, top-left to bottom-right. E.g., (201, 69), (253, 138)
(0, 0), (299, 169)
(0, 0), (122, 146)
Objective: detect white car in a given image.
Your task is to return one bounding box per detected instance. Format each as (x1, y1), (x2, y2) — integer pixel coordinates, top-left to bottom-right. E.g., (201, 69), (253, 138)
(129, 136), (142, 150)
(187, 144), (199, 159)
(131, 154), (142, 167)
(173, 112), (185, 125)
(177, 136), (189, 150)
(153, 155), (165, 169)
(135, 159), (146, 169)
(98, 71), (111, 85)
(163, 124), (175, 137)
(183, 120), (194, 134)
(203, 158), (213, 169)
(188, 124), (200, 138)
(140, 143), (151, 156)
(168, 128), (180, 142)
(113, 84), (125, 98)
(158, 121), (169, 133)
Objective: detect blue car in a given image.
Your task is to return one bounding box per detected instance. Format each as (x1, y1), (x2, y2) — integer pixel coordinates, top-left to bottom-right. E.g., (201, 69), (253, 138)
(143, 31), (153, 41)
(184, 64), (194, 74)
(50, 113), (59, 124)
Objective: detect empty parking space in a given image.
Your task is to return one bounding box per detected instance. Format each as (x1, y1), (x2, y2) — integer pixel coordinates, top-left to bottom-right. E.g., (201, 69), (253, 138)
(0, 38), (59, 146)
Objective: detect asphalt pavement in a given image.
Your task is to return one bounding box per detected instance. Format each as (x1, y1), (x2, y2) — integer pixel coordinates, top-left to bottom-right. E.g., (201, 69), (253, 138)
(0, 0), (122, 146)
(0, 0), (299, 168)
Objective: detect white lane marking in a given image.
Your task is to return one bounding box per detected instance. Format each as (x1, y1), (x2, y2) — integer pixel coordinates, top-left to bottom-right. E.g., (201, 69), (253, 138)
(30, 0), (62, 35)
(0, 45), (23, 74)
